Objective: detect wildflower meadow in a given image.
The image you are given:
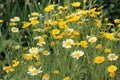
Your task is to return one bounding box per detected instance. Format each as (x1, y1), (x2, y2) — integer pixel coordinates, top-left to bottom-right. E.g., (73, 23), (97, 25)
(0, 0), (120, 80)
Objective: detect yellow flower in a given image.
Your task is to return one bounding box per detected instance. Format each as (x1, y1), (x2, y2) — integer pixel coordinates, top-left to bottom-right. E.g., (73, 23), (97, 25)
(94, 56), (105, 64)
(51, 29), (60, 35)
(22, 21), (31, 28)
(68, 15), (81, 22)
(117, 24), (120, 28)
(106, 23), (114, 26)
(71, 2), (81, 7)
(30, 19), (39, 26)
(104, 33), (115, 40)
(35, 55), (40, 60)
(53, 35), (63, 39)
(96, 44), (102, 50)
(58, 21), (68, 29)
(110, 72), (116, 78)
(0, 19), (3, 23)
(104, 18), (108, 21)
(96, 20), (102, 28)
(44, 4), (54, 12)
(114, 19), (120, 23)
(79, 40), (88, 48)
(53, 70), (60, 74)
(9, 22), (17, 26)
(3, 66), (14, 73)
(107, 65), (117, 72)
(32, 28), (42, 32)
(63, 76), (70, 80)
(73, 30), (79, 35)
(42, 74), (50, 80)
(60, 32), (66, 37)
(37, 37), (46, 46)
(83, 0), (87, 4)
(12, 59), (19, 67)
(104, 48), (111, 53)
(23, 54), (33, 60)
(31, 12), (41, 17)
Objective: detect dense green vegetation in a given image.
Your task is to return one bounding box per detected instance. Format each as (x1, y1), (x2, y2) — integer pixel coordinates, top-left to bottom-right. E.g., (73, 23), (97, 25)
(0, 0), (120, 80)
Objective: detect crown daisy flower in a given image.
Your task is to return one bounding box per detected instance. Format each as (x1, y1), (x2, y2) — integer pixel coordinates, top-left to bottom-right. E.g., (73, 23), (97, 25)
(10, 17), (20, 22)
(107, 54), (118, 61)
(62, 39), (74, 48)
(43, 50), (50, 56)
(88, 36), (97, 43)
(71, 50), (84, 59)
(27, 66), (42, 76)
(29, 47), (39, 56)
(11, 27), (19, 33)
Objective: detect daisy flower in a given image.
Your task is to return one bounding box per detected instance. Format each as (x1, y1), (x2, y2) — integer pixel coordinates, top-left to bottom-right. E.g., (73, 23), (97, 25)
(62, 39), (74, 48)
(11, 27), (19, 33)
(71, 50), (84, 59)
(88, 36), (97, 43)
(43, 50), (50, 56)
(27, 66), (42, 76)
(107, 54), (118, 61)
(10, 17), (20, 22)
(29, 47), (39, 56)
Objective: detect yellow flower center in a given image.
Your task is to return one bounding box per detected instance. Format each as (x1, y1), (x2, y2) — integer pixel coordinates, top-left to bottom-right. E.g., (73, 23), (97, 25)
(65, 41), (71, 46)
(74, 52), (81, 57)
(110, 55), (115, 59)
(44, 50), (49, 55)
(32, 69), (39, 74)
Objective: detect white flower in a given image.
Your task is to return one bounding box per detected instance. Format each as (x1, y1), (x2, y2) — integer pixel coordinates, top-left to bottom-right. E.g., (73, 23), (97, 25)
(42, 74), (50, 80)
(65, 28), (74, 33)
(62, 39), (74, 48)
(29, 47), (39, 56)
(43, 50), (50, 56)
(34, 36), (42, 40)
(27, 67), (42, 76)
(10, 17), (20, 22)
(88, 36), (97, 43)
(107, 54), (118, 61)
(11, 27), (19, 33)
(71, 50), (84, 59)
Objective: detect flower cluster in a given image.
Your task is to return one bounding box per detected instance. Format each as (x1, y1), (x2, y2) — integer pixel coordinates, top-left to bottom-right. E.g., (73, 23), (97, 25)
(1, 1), (120, 80)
